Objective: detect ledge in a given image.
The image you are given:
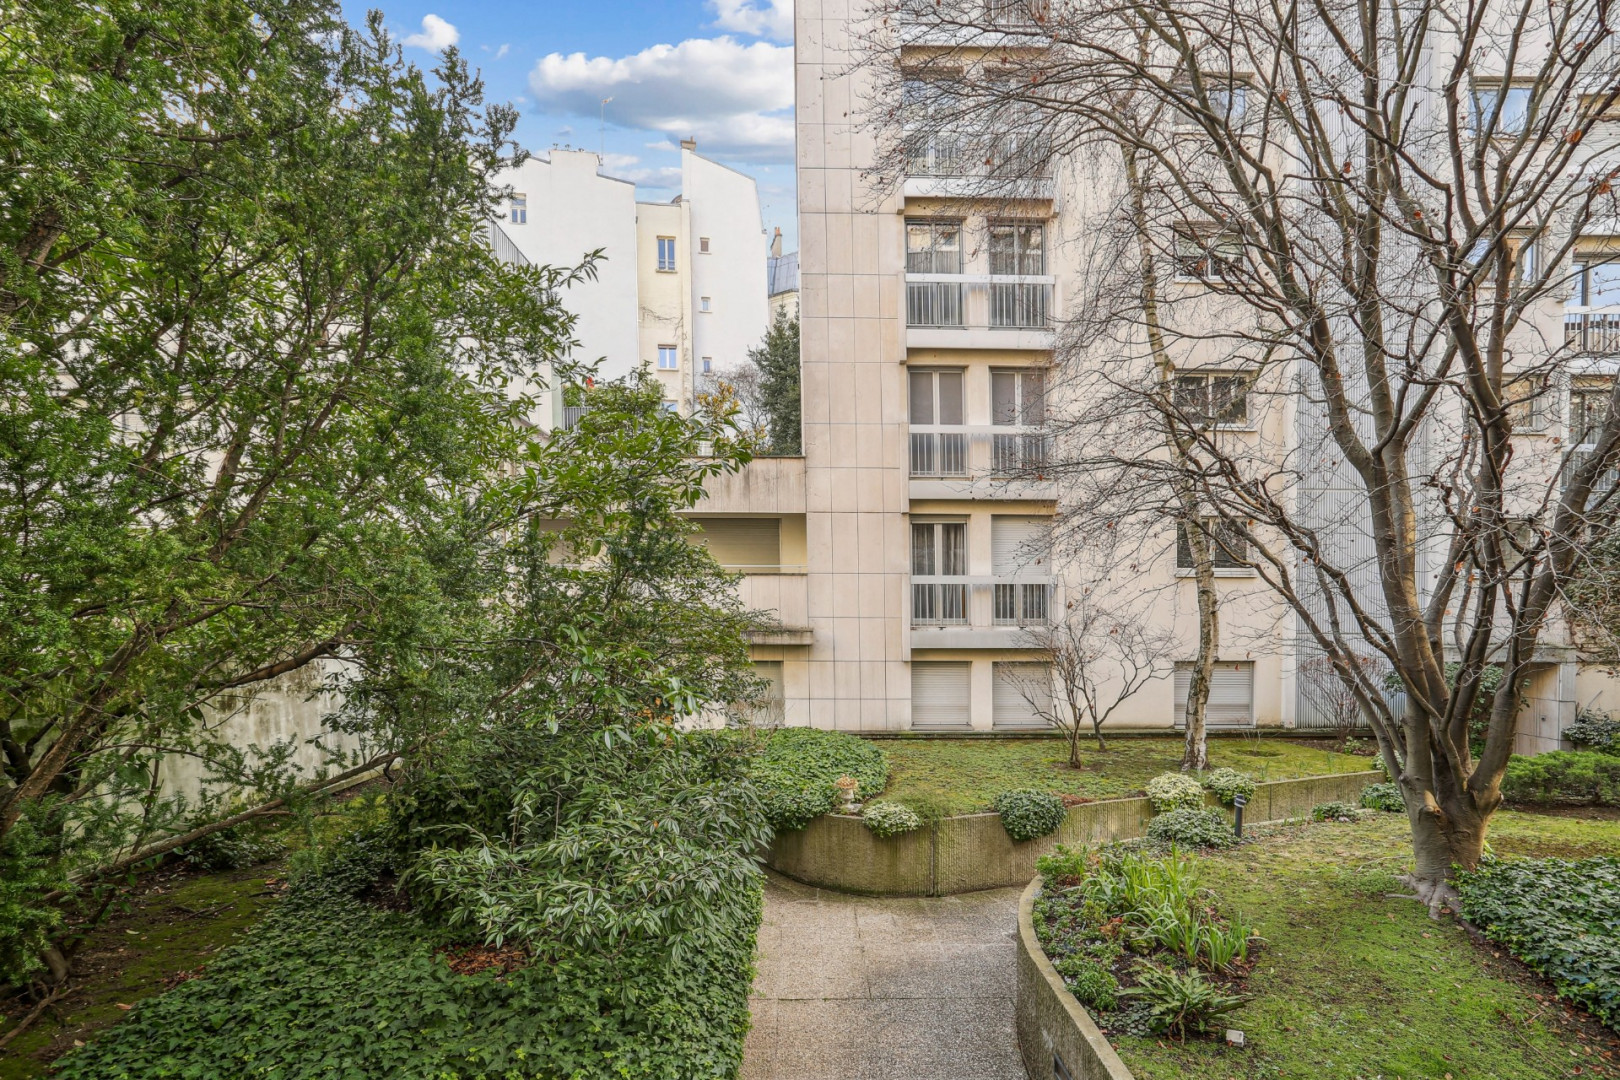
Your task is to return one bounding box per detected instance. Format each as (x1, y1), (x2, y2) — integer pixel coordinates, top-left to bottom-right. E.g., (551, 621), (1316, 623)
(906, 326), (1055, 351)
(1018, 876), (1137, 1080)
(747, 628), (813, 646)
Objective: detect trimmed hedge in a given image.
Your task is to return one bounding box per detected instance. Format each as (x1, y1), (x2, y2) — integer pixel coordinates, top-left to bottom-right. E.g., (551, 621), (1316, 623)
(1457, 857), (1620, 1031)
(752, 728), (888, 831)
(862, 801), (923, 838)
(1146, 772), (1206, 812)
(56, 836), (763, 1079)
(1201, 767), (1257, 807)
(1501, 751), (1620, 806)
(1145, 808), (1234, 848)
(994, 789), (1068, 842)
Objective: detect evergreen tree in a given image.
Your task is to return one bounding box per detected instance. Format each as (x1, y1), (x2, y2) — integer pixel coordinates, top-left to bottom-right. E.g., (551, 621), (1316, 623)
(751, 310), (801, 454)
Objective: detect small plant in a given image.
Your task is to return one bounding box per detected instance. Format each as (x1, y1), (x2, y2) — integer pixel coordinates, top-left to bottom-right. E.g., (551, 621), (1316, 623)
(1198, 917), (1259, 974)
(1035, 844), (1096, 885)
(1311, 800), (1361, 822)
(1200, 767), (1256, 807)
(1055, 955), (1120, 1011)
(1146, 772), (1207, 812)
(861, 801), (923, 839)
(993, 789), (1069, 842)
(1360, 782), (1405, 813)
(1119, 962), (1244, 1037)
(1146, 808), (1234, 849)
(1565, 710), (1620, 755)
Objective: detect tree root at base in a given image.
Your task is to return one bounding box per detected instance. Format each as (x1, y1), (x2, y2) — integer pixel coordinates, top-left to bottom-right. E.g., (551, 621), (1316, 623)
(0, 983), (72, 1050)
(1398, 873), (1461, 918)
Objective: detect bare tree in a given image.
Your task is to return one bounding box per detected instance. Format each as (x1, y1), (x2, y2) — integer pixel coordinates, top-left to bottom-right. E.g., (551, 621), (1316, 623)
(866, 0), (1620, 902)
(1299, 652), (1389, 749)
(1016, 597), (1179, 765)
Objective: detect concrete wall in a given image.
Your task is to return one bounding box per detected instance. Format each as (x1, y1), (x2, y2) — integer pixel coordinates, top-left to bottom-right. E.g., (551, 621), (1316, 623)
(684, 148), (769, 376)
(766, 771), (1382, 896)
(1016, 877), (1137, 1080)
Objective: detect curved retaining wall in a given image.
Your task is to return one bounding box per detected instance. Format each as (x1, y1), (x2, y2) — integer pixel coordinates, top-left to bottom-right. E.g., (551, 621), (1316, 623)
(766, 770), (1380, 896)
(1016, 876), (1136, 1080)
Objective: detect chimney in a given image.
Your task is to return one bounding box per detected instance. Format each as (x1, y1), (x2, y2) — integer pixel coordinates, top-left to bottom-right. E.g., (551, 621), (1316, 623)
(680, 137), (697, 151)
(770, 227), (783, 258)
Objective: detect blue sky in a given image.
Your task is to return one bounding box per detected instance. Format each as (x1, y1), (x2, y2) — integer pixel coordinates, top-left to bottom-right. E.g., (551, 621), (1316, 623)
(345, 0), (799, 249)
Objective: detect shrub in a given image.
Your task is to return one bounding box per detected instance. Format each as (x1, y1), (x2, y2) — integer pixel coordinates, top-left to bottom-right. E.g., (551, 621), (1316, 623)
(1566, 710), (1620, 756)
(177, 821), (287, 872)
(1054, 955), (1120, 1011)
(862, 801), (924, 839)
(1145, 772), (1207, 812)
(1201, 767), (1256, 807)
(1145, 808), (1234, 849)
(1119, 962), (1245, 1036)
(994, 789), (1069, 842)
(751, 728), (889, 831)
(1457, 856), (1620, 1030)
(1501, 751), (1620, 806)
(1311, 800), (1361, 822)
(1360, 782), (1405, 813)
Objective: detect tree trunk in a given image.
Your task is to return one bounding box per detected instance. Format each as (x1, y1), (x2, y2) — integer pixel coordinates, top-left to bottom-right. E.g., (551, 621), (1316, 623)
(1091, 717), (1108, 752)
(1403, 793), (1490, 913)
(1181, 521), (1218, 772)
(1068, 722), (1084, 767)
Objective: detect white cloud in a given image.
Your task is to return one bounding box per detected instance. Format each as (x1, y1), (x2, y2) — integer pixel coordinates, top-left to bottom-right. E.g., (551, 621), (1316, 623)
(494, 43), (510, 60)
(529, 36), (794, 163)
(710, 0), (793, 40)
(403, 14), (458, 52)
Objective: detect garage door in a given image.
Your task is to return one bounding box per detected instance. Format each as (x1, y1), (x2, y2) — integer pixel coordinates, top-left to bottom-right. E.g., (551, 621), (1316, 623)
(1174, 661), (1255, 727)
(993, 662), (1053, 730)
(912, 661), (971, 730)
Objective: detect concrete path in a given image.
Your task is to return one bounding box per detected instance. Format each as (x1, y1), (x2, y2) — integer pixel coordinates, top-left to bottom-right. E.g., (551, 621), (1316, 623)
(742, 872), (1027, 1080)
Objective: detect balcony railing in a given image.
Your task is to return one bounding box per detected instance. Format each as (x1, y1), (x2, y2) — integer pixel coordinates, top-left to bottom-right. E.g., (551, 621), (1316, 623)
(911, 575), (1054, 628)
(906, 275), (1055, 330)
(911, 431), (968, 477)
(911, 426), (1051, 480)
(1566, 310), (1620, 353)
(898, 0), (1051, 30)
(904, 133), (1052, 179)
(912, 581), (970, 625)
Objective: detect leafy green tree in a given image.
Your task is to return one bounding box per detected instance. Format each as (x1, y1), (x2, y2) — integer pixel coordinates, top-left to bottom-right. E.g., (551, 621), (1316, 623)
(750, 309), (802, 454)
(0, 0), (578, 983)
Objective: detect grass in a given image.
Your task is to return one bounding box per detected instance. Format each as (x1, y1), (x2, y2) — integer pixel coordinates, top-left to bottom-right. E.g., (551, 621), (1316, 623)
(1103, 809), (1620, 1080)
(878, 735), (1377, 817)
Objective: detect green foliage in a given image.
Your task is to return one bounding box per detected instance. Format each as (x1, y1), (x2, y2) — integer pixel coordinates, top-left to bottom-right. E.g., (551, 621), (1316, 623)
(751, 729), (888, 831)
(1360, 782), (1406, 812)
(750, 309), (802, 454)
(1566, 710), (1620, 755)
(177, 821), (287, 873)
(1146, 809), (1235, 849)
(55, 832), (763, 1079)
(0, 818), (67, 986)
(993, 789), (1069, 842)
(1200, 767), (1256, 807)
(1311, 801), (1362, 822)
(1146, 772), (1207, 812)
(1054, 955), (1120, 1011)
(861, 801), (924, 838)
(1457, 857), (1620, 1031)
(1120, 962), (1245, 1037)
(1501, 751), (1620, 805)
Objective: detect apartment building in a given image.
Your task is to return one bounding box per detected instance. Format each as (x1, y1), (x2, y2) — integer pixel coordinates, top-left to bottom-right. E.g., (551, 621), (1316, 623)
(493, 144), (769, 414)
(690, 0), (1620, 746)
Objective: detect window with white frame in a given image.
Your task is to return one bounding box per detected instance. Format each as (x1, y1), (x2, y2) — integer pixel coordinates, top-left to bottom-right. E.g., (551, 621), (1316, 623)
(905, 219), (963, 274)
(992, 369), (1045, 426)
(509, 194), (527, 225)
(1176, 518), (1250, 570)
(657, 345), (678, 370)
(1572, 376), (1615, 448)
(1470, 83), (1533, 136)
(700, 296), (712, 312)
(909, 369), (966, 477)
(912, 520), (968, 624)
(656, 236), (677, 272)
(1175, 81), (1248, 129)
(992, 516), (1050, 626)
(1173, 372), (1251, 426)
(1174, 230), (1243, 282)
(1570, 258), (1620, 307)
(702, 356), (712, 373)
(989, 223), (1045, 275)
(1506, 374), (1551, 433)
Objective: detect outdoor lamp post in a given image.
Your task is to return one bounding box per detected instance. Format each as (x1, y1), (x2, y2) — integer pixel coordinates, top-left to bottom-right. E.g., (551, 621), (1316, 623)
(1232, 793), (1247, 838)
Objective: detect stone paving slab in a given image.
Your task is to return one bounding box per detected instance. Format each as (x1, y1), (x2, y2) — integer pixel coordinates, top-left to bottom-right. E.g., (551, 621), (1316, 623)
(742, 872), (1027, 1080)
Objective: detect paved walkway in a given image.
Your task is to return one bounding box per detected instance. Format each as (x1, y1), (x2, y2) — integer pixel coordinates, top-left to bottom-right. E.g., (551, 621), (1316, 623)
(742, 872), (1027, 1080)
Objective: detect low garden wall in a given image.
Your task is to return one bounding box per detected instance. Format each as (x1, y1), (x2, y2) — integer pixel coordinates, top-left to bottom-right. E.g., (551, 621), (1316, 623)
(766, 770), (1380, 896)
(1015, 876), (1136, 1080)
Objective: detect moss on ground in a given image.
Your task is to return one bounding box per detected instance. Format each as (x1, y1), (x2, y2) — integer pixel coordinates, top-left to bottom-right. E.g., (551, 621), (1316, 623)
(1108, 810), (1620, 1080)
(879, 736), (1375, 817)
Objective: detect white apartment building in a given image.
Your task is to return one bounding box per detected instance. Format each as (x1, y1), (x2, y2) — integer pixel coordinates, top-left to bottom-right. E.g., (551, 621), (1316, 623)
(493, 145), (769, 414)
(688, 0), (1620, 748)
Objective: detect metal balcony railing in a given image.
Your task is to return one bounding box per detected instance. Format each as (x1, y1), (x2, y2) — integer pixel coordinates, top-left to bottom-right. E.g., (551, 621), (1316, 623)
(903, 133), (1053, 179)
(912, 581), (970, 625)
(993, 581), (1051, 626)
(991, 432), (1050, 474)
(907, 281), (965, 327)
(1566, 310), (1620, 353)
(911, 431), (969, 477)
(911, 576), (1054, 628)
(911, 426), (1050, 480)
(906, 275), (1055, 330)
(561, 405), (589, 430)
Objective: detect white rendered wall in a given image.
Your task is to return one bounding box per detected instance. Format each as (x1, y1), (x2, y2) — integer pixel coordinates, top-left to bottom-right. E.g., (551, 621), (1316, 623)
(492, 151), (641, 382)
(637, 199), (690, 407)
(683, 149), (770, 379)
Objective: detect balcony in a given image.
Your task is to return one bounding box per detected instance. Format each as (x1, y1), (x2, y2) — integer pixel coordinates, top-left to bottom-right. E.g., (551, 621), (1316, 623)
(902, 133), (1055, 201)
(911, 575), (1054, 648)
(1565, 310), (1620, 353)
(898, 0), (1053, 46)
(908, 425), (1054, 499)
(905, 274), (1057, 350)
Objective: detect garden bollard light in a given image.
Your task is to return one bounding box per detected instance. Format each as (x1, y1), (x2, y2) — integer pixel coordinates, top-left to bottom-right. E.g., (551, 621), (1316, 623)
(1232, 793), (1247, 838)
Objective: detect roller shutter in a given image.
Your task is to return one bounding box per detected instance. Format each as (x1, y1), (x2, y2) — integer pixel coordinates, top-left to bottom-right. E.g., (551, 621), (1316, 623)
(992, 516), (1051, 575)
(912, 662), (971, 730)
(1174, 662), (1255, 727)
(690, 518), (781, 570)
(993, 662), (1053, 730)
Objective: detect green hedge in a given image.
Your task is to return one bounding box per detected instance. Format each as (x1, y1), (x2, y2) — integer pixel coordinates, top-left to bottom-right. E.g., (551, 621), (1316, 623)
(993, 789), (1068, 842)
(57, 837), (761, 1079)
(1457, 857), (1620, 1031)
(1501, 751), (1620, 805)
(752, 728), (888, 831)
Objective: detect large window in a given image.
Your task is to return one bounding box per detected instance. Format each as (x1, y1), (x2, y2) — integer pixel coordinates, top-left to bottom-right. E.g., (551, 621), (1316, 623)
(906, 219), (963, 274)
(1176, 518), (1250, 570)
(1570, 259), (1620, 307)
(1173, 372), (1250, 427)
(909, 370), (966, 477)
(656, 236), (677, 272)
(912, 520), (968, 624)
(989, 223), (1045, 276)
(509, 194), (527, 225)
(992, 516), (1050, 625)
(657, 345), (678, 370)
(1572, 377), (1615, 448)
(992, 369), (1045, 426)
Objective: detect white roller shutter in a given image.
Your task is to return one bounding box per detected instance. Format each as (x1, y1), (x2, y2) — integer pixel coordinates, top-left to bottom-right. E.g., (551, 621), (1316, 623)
(1175, 662), (1255, 727)
(690, 518), (781, 570)
(993, 662), (1053, 730)
(992, 516), (1051, 576)
(912, 662), (971, 729)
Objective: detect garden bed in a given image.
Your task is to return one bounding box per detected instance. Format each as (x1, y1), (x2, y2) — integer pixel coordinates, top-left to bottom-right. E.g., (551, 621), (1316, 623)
(1030, 810), (1620, 1079)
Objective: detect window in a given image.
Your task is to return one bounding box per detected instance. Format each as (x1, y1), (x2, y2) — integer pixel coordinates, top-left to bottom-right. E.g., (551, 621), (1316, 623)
(661, 401), (679, 413)
(1174, 372), (1251, 426)
(1507, 374), (1551, 433)
(912, 520), (968, 624)
(992, 369), (1045, 426)
(906, 219), (963, 274)
(993, 662), (1053, 730)
(1208, 85), (1247, 125)
(909, 369), (965, 425)
(657, 345), (678, 370)
(656, 236), (677, 272)
(509, 194), (527, 225)
(912, 661), (971, 730)
(1471, 84), (1533, 136)
(699, 237), (711, 253)
(989, 223), (1046, 276)
(1176, 518), (1249, 569)
(702, 356), (712, 373)
(1571, 377), (1615, 448)
(1174, 661), (1255, 727)
(1174, 230), (1243, 282)
(993, 516), (1050, 625)
(1177, 83), (1248, 129)
(700, 296), (712, 312)
(1570, 258), (1620, 307)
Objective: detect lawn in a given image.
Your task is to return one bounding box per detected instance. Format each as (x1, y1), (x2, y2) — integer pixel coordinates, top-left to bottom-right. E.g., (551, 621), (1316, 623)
(1105, 809), (1620, 1080)
(878, 735), (1376, 817)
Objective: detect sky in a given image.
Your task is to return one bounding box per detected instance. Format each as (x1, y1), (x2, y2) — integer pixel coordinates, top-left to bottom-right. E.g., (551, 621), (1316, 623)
(343, 0), (799, 250)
